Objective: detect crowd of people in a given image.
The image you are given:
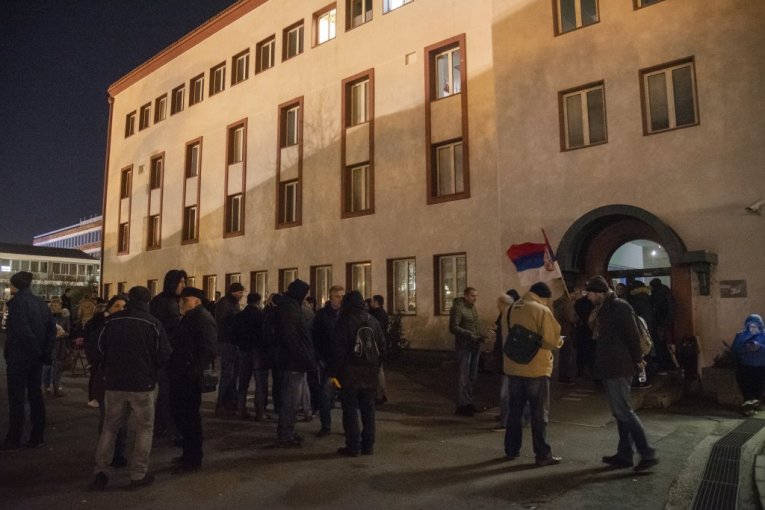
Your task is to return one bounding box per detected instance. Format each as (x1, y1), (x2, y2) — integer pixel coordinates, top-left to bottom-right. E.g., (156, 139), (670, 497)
(4, 267), (764, 489)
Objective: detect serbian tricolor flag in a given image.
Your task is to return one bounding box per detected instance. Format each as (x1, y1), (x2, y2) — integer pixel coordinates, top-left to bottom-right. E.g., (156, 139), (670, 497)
(507, 232), (563, 287)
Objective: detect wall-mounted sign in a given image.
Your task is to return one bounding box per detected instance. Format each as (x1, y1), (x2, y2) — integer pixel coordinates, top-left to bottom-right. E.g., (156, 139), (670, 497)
(720, 280), (747, 298)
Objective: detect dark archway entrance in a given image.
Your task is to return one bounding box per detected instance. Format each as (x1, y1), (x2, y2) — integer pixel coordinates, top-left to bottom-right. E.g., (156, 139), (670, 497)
(556, 205), (695, 340)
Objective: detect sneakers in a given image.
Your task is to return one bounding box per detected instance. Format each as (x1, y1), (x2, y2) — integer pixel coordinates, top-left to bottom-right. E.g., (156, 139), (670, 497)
(742, 400), (759, 417)
(455, 405), (474, 417)
(337, 447), (360, 457)
(601, 454), (634, 468)
(130, 474), (155, 490)
(54, 387), (65, 397)
(315, 428), (331, 438)
(535, 456), (562, 467)
(87, 400), (100, 408)
(90, 472), (108, 491)
(634, 457), (659, 472)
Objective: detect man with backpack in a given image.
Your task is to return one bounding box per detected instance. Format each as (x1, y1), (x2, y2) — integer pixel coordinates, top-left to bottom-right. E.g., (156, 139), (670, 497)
(329, 291), (387, 457)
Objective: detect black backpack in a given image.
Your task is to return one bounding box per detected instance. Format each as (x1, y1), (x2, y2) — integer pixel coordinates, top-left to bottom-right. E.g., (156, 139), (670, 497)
(352, 320), (380, 367)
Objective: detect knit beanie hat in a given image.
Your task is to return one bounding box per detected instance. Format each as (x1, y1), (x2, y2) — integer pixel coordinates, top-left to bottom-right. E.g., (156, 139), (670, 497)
(585, 275), (610, 293)
(10, 271), (32, 290)
(529, 282), (552, 298)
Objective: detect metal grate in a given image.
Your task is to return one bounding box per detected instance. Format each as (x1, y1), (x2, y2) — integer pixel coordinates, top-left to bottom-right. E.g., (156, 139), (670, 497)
(691, 418), (765, 510)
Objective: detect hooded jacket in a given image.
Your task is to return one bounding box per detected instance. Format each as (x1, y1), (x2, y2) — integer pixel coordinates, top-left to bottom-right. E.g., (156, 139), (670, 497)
(168, 304), (218, 387)
(731, 314), (765, 367)
(449, 297), (481, 350)
(149, 270), (186, 338)
(503, 291), (562, 378)
(274, 279), (316, 372)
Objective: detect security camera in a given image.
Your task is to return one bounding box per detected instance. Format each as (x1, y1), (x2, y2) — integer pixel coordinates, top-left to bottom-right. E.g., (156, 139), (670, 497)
(745, 198), (765, 215)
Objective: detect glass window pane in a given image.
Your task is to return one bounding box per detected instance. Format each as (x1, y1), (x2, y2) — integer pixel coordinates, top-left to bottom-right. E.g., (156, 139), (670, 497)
(440, 257), (454, 313)
(647, 73), (669, 131)
(437, 146), (453, 195)
(452, 49), (461, 95)
(587, 88), (606, 143)
(560, 0), (576, 32)
(581, 0), (598, 26)
(565, 94), (584, 148)
(672, 65), (696, 127)
(436, 54), (449, 98)
(454, 143), (463, 193)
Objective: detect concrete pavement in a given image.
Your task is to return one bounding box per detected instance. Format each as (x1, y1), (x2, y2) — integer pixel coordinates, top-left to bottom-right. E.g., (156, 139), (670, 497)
(0, 356), (753, 510)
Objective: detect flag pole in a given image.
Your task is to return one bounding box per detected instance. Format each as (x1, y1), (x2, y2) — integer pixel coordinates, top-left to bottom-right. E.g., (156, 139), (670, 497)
(541, 228), (570, 299)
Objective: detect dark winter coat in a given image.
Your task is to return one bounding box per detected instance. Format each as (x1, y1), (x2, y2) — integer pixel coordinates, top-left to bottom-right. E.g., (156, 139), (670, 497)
(449, 297), (481, 350)
(168, 304), (217, 388)
(329, 292), (387, 389)
(96, 302), (171, 392)
(4, 288), (56, 366)
(215, 293), (241, 344)
(592, 292), (643, 379)
(149, 270), (186, 338)
(233, 305), (265, 353)
(274, 281), (315, 372)
(84, 312), (108, 400)
(313, 302), (341, 364)
(651, 283), (674, 328)
(627, 286), (655, 332)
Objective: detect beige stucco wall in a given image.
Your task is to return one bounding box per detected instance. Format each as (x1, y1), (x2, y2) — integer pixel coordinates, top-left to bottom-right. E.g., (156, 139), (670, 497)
(492, 0), (765, 363)
(104, 0), (501, 350)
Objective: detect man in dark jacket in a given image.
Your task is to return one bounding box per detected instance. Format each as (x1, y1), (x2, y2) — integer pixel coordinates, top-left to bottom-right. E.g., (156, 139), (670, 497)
(1, 272), (56, 451)
(587, 275), (658, 472)
(650, 278), (676, 371)
(312, 285), (345, 437)
(368, 295), (389, 404)
(91, 286), (171, 490)
(149, 269), (186, 440)
(215, 282), (245, 416)
(168, 287), (217, 473)
(329, 291), (387, 456)
(274, 279), (315, 447)
(234, 292), (266, 420)
(449, 287), (483, 416)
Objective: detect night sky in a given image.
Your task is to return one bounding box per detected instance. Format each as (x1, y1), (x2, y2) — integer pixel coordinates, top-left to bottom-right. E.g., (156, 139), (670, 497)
(0, 0), (239, 244)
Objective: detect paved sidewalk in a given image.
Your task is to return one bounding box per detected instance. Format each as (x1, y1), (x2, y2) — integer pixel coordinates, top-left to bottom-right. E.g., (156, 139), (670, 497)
(0, 359), (749, 510)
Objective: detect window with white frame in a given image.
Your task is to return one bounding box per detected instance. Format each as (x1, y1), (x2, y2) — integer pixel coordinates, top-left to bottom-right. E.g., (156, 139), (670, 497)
(148, 279), (158, 297)
(186, 276), (196, 288)
(283, 105), (300, 147)
(210, 63), (226, 96)
(147, 215), (161, 249)
(125, 111), (136, 138)
(312, 265), (333, 307)
(154, 94), (167, 123)
(182, 205), (198, 242)
(139, 103), (151, 130)
(435, 47), (461, 99)
(256, 36), (276, 73)
(189, 74), (204, 106)
(150, 156), (163, 189)
(436, 253), (466, 314)
(641, 59), (698, 134)
(203, 275), (217, 301)
(229, 125), (244, 164)
(561, 82), (606, 150)
(315, 6), (337, 45)
(349, 79), (369, 126)
(251, 271), (268, 298)
(171, 85), (185, 114)
(384, 0), (412, 13)
(348, 0), (373, 28)
(232, 50), (249, 85)
(280, 268), (298, 292)
(391, 258), (416, 314)
(433, 140), (463, 197)
(284, 22), (304, 60)
(120, 168), (132, 199)
(555, 0), (599, 34)
(186, 142), (200, 178)
(225, 194), (243, 234)
(118, 223), (129, 254)
(348, 262), (372, 299)
(280, 180), (298, 224)
(346, 164), (371, 213)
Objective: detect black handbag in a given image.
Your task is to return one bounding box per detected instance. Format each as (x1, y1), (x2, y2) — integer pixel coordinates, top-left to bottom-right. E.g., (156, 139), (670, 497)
(503, 306), (542, 364)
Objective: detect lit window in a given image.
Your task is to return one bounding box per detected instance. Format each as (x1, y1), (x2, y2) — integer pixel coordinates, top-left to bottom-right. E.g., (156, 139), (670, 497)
(435, 47), (461, 99)
(251, 271), (268, 297)
(560, 82), (607, 150)
(315, 6), (337, 45)
(232, 50), (249, 85)
(555, 0), (599, 34)
(210, 63), (226, 96)
(391, 258), (416, 314)
(280, 268), (298, 292)
(348, 261), (372, 299)
(436, 253), (466, 314)
(384, 0), (412, 13)
(189, 74), (204, 106)
(641, 58), (698, 134)
(148, 279), (158, 297)
(348, 0), (373, 28)
(312, 266), (332, 307)
(433, 140), (463, 197)
(203, 275), (217, 301)
(125, 111), (136, 138)
(256, 36), (276, 73)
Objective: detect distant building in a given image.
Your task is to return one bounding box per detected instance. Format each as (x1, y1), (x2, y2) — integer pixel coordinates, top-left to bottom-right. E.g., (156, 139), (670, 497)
(0, 243), (100, 302)
(33, 215), (103, 258)
(101, 0), (765, 360)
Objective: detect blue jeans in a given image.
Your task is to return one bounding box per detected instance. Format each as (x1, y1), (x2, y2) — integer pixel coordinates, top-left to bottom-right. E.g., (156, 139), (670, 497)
(277, 371), (304, 441)
(340, 387), (376, 453)
(504, 375), (551, 460)
(602, 377), (655, 460)
(456, 345), (480, 407)
(216, 342), (239, 410)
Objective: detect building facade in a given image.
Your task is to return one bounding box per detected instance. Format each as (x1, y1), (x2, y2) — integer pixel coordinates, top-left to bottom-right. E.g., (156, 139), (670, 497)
(102, 0), (765, 360)
(0, 243), (100, 302)
(33, 215), (103, 258)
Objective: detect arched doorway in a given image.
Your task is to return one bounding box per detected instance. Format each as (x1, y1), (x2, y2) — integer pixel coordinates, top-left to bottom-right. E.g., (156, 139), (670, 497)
(556, 205), (694, 341)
